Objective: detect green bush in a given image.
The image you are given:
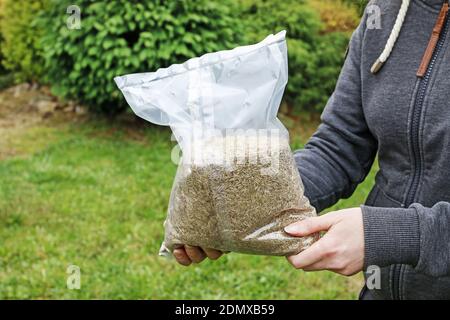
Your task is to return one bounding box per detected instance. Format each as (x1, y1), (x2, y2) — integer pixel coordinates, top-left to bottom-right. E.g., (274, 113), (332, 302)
(304, 32), (351, 111)
(0, 0), (7, 75)
(0, 0), (360, 113)
(308, 0), (360, 33)
(342, 0), (369, 16)
(0, 73), (13, 89)
(240, 0), (352, 113)
(0, 0), (49, 82)
(39, 0), (245, 114)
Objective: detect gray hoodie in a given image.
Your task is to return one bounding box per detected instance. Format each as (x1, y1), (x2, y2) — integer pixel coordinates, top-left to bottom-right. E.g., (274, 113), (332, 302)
(294, 0), (450, 299)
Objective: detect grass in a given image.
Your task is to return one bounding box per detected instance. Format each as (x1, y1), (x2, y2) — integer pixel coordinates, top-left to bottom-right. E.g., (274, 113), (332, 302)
(0, 114), (376, 299)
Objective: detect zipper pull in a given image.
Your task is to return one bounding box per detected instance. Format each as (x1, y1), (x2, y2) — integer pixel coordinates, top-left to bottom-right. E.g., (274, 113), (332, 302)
(416, 1), (449, 77)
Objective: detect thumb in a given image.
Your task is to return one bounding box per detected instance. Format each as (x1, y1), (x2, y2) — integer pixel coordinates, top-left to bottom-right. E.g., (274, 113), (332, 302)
(284, 213), (339, 236)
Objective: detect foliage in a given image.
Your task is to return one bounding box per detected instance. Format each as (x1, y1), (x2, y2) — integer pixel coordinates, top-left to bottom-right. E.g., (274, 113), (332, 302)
(0, 73), (13, 90)
(240, 0), (356, 112)
(308, 0), (360, 33)
(288, 33), (350, 112)
(0, 0), (49, 82)
(0, 0), (6, 75)
(38, 0), (245, 114)
(342, 0), (369, 16)
(1, 0), (364, 113)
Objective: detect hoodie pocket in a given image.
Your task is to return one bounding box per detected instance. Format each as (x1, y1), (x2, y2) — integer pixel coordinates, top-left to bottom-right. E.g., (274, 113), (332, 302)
(365, 184), (382, 207)
(365, 184), (403, 208)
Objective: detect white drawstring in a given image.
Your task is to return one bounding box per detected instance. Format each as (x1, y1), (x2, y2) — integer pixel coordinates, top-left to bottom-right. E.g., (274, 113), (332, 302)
(371, 0), (411, 74)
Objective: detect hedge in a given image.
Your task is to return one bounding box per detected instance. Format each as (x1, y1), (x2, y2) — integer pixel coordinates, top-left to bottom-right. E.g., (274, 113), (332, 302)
(38, 0), (245, 114)
(342, 0), (369, 16)
(0, 0), (362, 114)
(309, 0), (360, 33)
(0, 0), (6, 74)
(241, 0), (356, 112)
(0, 0), (49, 82)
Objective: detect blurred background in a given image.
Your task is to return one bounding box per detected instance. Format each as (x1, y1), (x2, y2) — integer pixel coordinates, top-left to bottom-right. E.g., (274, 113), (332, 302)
(0, 0), (373, 299)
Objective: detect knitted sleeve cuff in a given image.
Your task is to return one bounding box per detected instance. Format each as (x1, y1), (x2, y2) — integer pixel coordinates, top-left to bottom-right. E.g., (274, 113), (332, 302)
(361, 205), (420, 269)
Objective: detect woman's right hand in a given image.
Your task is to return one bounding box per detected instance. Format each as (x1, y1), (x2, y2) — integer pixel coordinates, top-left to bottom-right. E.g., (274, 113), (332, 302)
(173, 245), (223, 266)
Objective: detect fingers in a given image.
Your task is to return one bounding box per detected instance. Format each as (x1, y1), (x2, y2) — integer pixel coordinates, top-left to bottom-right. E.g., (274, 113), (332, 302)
(302, 259), (358, 276)
(287, 237), (331, 269)
(173, 247), (192, 266)
(203, 248), (223, 260)
(185, 245), (207, 263)
(302, 261), (327, 272)
(174, 246), (223, 266)
(284, 212), (340, 237)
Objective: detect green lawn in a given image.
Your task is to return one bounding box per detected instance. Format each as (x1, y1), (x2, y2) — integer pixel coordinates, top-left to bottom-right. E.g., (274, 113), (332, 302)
(0, 115), (376, 299)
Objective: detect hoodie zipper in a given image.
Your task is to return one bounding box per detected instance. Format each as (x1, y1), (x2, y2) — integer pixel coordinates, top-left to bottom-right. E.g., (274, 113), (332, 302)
(392, 2), (450, 300)
(405, 4), (449, 207)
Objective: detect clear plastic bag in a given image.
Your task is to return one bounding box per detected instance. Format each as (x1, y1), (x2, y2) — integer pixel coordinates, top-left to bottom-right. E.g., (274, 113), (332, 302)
(115, 31), (317, 256)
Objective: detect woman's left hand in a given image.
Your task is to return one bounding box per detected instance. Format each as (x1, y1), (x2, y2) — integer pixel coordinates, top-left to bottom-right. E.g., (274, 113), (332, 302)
(285, 207), (364, 276)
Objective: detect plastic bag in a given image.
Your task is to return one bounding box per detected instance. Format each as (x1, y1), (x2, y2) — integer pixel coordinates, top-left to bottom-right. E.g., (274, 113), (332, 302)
(115, 31), (318, 256)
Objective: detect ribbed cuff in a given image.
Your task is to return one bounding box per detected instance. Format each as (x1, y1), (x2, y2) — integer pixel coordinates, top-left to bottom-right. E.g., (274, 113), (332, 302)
(361, 205), (420, 270)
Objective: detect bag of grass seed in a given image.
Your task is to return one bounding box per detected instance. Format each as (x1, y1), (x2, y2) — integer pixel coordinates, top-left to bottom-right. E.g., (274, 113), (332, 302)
(115, 31), (318, 256)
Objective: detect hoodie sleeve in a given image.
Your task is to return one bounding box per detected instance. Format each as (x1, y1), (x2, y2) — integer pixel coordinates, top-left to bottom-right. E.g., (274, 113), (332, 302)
(294, 14), (377, 212)
(362, 202), (450, 277)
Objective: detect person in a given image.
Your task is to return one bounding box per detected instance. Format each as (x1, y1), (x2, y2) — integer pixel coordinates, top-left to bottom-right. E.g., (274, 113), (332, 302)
(172, 0), (450, 300)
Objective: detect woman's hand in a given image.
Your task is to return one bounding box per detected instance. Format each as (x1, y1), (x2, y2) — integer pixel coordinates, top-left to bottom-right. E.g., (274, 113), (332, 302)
(285, 207), (364, 276)
(173, 246), (223, 266)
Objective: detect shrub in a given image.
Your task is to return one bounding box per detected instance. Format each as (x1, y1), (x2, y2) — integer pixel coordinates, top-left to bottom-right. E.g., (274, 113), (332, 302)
(0, 0), (49, 82)
(240, 0), (353, 113)
(240, 0), (321, 44)
(0, 0), (6, 75)
(308, 0), (360, 34)
(39, 0), (245, 114)
(342, 0), (369, 16)
(307, 32), (352, 111)
(0, 73), (13, 90)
